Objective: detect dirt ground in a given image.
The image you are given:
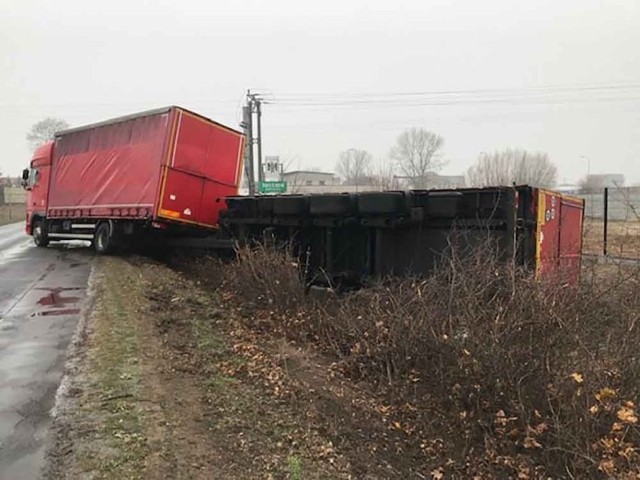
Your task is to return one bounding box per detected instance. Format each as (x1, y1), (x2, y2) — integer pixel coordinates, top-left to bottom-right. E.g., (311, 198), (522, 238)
(46, 255), (424, 479)
(583, 218), (640, 257)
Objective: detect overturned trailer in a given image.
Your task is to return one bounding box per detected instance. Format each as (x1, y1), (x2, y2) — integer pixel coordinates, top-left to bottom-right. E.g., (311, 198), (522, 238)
(220, 186), (584, 287)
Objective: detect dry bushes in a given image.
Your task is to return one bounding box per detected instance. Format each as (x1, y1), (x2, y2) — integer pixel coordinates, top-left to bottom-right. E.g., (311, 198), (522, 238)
(221, 243), (640, 477)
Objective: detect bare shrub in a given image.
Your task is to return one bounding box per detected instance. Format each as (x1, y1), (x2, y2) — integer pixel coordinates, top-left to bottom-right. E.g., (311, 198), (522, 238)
(219, 242), (640, 477)
(224, 244), (306, 312)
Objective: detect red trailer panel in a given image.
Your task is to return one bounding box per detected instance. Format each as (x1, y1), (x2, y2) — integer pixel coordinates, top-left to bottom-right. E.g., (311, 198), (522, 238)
(156, 109), (244, 228)
(558, 197), (583, 282)
(48, 111), (171, 218)
(46, 107), (244, 230)
(535, 189), (584, 283)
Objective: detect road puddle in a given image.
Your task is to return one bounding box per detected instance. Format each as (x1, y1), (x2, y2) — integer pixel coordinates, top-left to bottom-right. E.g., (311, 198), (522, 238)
(32, 287), (84, 317)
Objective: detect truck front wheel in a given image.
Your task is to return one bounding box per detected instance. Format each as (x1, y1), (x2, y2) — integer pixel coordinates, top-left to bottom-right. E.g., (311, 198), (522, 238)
(94, 222), (114, 254)
(33, 220), (49, 248)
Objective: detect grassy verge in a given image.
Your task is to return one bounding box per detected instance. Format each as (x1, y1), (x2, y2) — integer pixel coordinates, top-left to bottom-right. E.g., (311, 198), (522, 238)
(48, 255), (353, 479)
(77, 261), (147, 477)
(146, 260), (348, 478)
(47, 257), (151, 479)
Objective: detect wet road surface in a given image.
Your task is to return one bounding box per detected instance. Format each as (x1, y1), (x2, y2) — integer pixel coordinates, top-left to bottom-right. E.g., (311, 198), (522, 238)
(0, 222), (92, 479)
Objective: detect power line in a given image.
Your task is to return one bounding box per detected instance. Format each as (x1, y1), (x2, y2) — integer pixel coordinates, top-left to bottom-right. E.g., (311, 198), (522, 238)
(265, 95), (640, 109)
(267, 81), (640, 101)
(263, 81), (640, 108)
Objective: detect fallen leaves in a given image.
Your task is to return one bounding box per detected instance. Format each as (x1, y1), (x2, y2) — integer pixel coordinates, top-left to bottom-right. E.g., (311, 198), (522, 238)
(598, 458), (616, 476)
(617, 405), (638, 424)
(494, 410), (517, 427)
(523, 436), (542, 449)
(596, 387), (617, 402)
(570, 372), (584, 383)
(431, 467), (444, 479)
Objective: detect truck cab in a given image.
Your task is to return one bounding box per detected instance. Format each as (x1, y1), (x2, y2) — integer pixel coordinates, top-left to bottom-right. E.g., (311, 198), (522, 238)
(23, 142), (53, 242)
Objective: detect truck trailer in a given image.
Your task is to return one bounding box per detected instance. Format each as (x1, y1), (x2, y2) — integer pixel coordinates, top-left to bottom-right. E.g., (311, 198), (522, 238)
(23, 106), (245, 253)
(221, 186), (585, 286)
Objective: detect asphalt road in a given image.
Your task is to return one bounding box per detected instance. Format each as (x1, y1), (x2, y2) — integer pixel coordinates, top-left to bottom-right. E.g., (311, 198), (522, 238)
(0, 222), (92, 479)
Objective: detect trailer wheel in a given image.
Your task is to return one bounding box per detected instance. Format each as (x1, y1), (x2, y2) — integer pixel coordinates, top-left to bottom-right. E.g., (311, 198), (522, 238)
(33, 219), (49, 248)
(94, 222), (114, 254)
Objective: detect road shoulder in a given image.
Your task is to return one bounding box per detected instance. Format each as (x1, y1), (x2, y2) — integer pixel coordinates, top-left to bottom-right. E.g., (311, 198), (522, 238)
(45, 256), (353, 479)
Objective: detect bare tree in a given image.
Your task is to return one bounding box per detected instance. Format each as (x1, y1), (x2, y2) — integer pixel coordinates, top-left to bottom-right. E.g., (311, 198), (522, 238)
(578, 176), (601, 193)
(280, 153), (302, 175)
(370, 159), (398, 191)
(336, 149), (372, 185)
(389, 128), (446, 188)
(465, 149), (557, 188)
(26, 118), (69, 150)
(578, 174), (625, 193)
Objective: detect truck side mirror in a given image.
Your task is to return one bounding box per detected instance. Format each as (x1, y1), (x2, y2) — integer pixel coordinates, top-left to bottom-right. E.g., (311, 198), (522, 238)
(21, 168), (31, 189)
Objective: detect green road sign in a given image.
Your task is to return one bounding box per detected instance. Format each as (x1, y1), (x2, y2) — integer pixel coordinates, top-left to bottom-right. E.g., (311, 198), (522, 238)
(258, 181), (287, 194)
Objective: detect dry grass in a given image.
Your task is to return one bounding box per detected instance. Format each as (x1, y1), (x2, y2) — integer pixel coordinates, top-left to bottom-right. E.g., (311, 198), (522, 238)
(583, 218), (640, 258)
(215, 243), (640, 478)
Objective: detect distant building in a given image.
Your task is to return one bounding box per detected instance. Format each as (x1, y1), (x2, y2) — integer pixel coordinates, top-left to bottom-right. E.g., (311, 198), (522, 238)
(282, 170), (338, 186)
(282, 171), (340, 189)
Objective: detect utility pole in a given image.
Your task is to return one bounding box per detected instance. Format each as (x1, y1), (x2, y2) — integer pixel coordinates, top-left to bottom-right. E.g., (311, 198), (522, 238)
(255, 98), (264, 183)
(244, 90), (265, 194)
(241, 104), (255, 195)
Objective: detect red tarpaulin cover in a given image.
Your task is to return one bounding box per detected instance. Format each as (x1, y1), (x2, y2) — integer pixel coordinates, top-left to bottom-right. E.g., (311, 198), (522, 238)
(48, 107), (244, 228)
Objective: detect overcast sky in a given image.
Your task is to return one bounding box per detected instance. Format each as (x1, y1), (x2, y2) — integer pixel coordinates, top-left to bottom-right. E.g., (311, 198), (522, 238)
(1, 0), (639, 184)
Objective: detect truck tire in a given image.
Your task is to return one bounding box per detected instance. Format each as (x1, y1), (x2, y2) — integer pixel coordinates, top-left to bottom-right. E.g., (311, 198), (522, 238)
(33, 219), (49, 248)
(94, 222), (114, 254)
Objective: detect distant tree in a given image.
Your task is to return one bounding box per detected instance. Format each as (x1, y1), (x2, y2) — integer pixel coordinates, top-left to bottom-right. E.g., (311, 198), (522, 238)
(26, 118), (69, 150)
(370, 160), (398, 191)
(280, 153), (303, 175)
(578, 174), (625, 193)
(336, 149), (372, 185)
(578, 176), (601, 193)
(465, 149), (557, 188)
(390, 128), (446, 188)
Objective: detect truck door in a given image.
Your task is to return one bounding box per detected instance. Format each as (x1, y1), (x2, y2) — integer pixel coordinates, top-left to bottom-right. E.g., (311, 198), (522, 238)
(25, 143), (53, 233)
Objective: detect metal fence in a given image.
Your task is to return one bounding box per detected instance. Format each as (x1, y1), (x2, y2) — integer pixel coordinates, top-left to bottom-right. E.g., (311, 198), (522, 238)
(579, 187), (640, 221)
(579, 187), (640, 259)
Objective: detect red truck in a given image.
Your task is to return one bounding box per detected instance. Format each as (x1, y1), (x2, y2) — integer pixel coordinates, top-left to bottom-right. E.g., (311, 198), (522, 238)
(23, 106), (245, 253)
